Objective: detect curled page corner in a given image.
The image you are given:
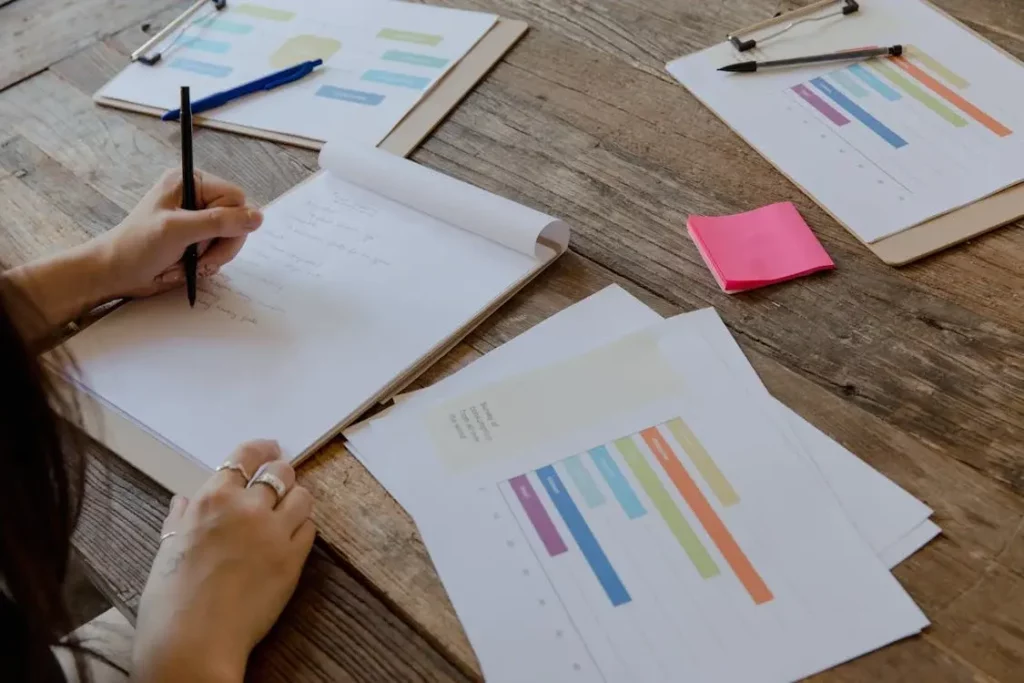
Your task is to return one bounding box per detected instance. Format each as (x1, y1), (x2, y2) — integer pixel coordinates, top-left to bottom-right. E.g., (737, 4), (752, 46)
(320, 139), (571, 259)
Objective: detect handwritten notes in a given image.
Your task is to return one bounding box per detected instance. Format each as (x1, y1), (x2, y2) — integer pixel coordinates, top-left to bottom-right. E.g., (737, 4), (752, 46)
(63, 172), (546, 470)
(687, 203), (834, 294)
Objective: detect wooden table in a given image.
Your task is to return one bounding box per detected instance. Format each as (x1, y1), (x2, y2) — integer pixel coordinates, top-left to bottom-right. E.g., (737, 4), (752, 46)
(2, 0), (1023, 680)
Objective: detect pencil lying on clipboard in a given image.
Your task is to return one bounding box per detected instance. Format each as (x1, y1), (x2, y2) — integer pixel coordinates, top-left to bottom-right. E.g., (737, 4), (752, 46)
(720, 45), (903, 73)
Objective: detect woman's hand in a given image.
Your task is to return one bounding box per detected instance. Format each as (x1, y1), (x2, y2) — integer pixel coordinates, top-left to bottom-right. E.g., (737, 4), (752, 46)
(131, 441), (315, 683)
(5, 169), (263, 330)
(94, 169), (263, 299)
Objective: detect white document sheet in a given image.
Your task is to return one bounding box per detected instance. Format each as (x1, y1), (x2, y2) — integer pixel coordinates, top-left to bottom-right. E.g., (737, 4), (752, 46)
(667, 0), (1024, 243)
(354, 313), (928, 682)
(347, 286), (936, 567)
(60, 145), (568, 470)
(98, 0), (497, 145)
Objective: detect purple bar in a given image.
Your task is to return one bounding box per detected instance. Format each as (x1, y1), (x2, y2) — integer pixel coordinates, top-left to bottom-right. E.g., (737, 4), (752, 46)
(511, 475), (568, 556)
(792, 83), (850, 126)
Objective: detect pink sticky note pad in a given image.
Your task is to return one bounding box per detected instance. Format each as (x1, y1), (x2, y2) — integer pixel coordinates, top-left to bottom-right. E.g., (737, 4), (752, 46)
(687, 202), (834, 293)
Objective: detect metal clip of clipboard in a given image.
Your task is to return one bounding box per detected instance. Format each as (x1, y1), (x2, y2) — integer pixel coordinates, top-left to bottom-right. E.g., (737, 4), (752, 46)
(727, 0), (860, 52)
(132, 0), (229, 66)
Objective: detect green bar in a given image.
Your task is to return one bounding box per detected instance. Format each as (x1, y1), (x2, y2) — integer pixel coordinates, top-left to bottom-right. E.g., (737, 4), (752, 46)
(377, 28), (443, 46)
(615, 437), (719, 578)
(869, 61), (968, 128)
(564, 455), (606, 508)
(908, 45), (970, 89)
(830, 70), (868, 98)
(666, 418), (739, 507)
(233, 3), (296, 20)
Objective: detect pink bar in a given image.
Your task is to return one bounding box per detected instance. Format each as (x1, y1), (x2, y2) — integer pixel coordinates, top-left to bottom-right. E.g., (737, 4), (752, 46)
(792, 83), (850, 126)
(511, 474), (568, 556)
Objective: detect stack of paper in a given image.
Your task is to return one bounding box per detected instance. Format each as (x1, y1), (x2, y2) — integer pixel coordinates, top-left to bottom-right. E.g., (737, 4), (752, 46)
(345, 286), (938, 682)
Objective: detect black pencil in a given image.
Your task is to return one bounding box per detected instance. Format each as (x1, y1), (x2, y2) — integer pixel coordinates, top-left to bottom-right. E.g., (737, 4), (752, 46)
(180, 86), (199, 308)
(720, 45), (903, 73)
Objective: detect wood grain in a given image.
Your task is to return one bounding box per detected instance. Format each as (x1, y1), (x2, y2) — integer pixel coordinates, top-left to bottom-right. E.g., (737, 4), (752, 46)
(0, 0), (1022, 679)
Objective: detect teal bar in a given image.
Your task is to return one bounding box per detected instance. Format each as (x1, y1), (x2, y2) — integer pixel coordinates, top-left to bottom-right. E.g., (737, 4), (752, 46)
(589, 446), (646, 519)
(195, 17), (254, 34)
(382, 50), (449, 68)
(564, 455), (605, 508)
(830, 69), (869, 98)
(849, 64), (901, 101)
(361, 70), (430, 90)
(180, 37), (232, 54)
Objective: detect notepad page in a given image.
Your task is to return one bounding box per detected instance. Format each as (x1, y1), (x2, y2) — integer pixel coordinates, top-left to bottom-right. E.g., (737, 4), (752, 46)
(62, 171), (549, 470)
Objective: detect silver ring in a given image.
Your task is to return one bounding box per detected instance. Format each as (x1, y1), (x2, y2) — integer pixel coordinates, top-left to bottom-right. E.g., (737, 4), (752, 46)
(247, 470), (288, 503)
(216, 461), (251, 483)
(159, 531), (177, 543)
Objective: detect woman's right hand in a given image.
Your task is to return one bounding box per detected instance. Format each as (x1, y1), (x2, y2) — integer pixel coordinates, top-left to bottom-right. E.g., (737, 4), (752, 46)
(131, 440), (316, 683)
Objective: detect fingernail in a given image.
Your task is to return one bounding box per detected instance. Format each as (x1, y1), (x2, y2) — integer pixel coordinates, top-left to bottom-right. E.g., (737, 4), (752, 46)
(158, 270), (184, 284)
(246, 209), (263, 229)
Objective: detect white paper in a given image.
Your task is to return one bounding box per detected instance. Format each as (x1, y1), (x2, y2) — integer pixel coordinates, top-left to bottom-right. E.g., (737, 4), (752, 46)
(321, 142), (569, 258)
(98, 0), (497, 145)
(667, 0), (1024, 243)
(360, 314), (928, 682)
(64, 167), (555, 469)
(348, 286), (936, 564)
(879, 520), (942, 569)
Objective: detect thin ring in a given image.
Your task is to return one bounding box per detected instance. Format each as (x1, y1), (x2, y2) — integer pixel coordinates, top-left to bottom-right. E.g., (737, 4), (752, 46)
(159, 531), (177, 543)
(216, 461), (251, 483)
(247, 471), (288, 503)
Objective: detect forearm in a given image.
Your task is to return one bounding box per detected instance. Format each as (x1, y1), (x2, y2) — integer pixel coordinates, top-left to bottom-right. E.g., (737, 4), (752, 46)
(4, 241), (114, 332)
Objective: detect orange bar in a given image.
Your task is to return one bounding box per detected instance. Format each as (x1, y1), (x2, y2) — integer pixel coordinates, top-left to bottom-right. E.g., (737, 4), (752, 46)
(890, 56), (1012, 137)
(641, 427), (773, 605)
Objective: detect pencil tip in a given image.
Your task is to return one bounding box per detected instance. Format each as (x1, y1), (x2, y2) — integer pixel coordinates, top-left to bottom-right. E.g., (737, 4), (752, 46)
(719, 62), (756, 73)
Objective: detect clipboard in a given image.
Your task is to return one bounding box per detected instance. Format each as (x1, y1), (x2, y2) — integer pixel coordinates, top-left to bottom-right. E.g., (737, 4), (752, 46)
(94, 14), (528, 159)
(692, 0), (1024, 265)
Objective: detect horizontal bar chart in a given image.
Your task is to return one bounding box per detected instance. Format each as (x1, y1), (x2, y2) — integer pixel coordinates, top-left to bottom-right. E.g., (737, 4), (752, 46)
(889, 56), (1011, 136)
(537, 465), (631, 606)
(589, 446), (646, 519)
(315, 86), (385, 106)
(615, 437), (719, 578)
(792, 83), (849, 126)
(169, 58), (233, 78)
(810, 77), (908, 149)
(511, 474), (568, 557)
(848, 63), (901, 101)
(665, 418), (739, 507)
(868, 61), (968, 128)
(641, 428), (773, 605)
(565, 455), (606, 508)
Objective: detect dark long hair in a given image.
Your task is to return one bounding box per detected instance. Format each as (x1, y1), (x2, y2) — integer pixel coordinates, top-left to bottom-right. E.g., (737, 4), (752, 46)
(0, 277), (91, 682)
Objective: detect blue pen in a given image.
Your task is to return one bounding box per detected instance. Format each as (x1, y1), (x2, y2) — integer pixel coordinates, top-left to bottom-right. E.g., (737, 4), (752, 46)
(161, 59), (323, 121)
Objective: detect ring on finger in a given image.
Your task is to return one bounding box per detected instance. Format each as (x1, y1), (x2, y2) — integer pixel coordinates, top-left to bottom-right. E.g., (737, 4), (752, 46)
(247, 470), (289, 503)
(216, 461), (251, 483)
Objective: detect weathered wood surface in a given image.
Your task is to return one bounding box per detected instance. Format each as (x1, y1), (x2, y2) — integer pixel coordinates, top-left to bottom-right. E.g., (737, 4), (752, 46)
(1, 0), (1022, 681)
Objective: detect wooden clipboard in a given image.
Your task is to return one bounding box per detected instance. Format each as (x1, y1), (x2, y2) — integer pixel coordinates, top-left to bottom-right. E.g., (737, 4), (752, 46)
(95, 18), (528, 159)
(696, 0), (1024, 265)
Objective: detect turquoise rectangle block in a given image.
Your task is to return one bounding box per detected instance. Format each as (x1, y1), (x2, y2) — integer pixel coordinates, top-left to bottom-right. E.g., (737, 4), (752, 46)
(361, 69), (430, 90)
(195, 17), (254, 34)
(180, 37), (232, 54)
(589, 446), (646, 519)
(315, 86), (385, 106)
(564, 455), (605, 508)
(169, 58), (233, 78)
(381, 50), (449, 68)
(830, 69), (869, 98)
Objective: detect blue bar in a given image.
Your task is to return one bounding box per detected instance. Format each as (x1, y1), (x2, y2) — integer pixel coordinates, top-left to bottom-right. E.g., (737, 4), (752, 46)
(361, 69), (431, 90)
(315, 86), (385, 106)
(180, 37), (232, 54)
(564, 455), (606, 508)
(811, 78), (908, 149)
(848, 64), (901, 101)
(830, 69), (868, 98)
(589, 446), (646, 519)
(382, 50), (449, 68)
(168, 58), (233, 78)
(537, 465), (631, 607)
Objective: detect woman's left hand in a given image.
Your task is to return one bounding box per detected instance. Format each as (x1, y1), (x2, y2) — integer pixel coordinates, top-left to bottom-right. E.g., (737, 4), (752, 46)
(94, 169), (264, 299)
